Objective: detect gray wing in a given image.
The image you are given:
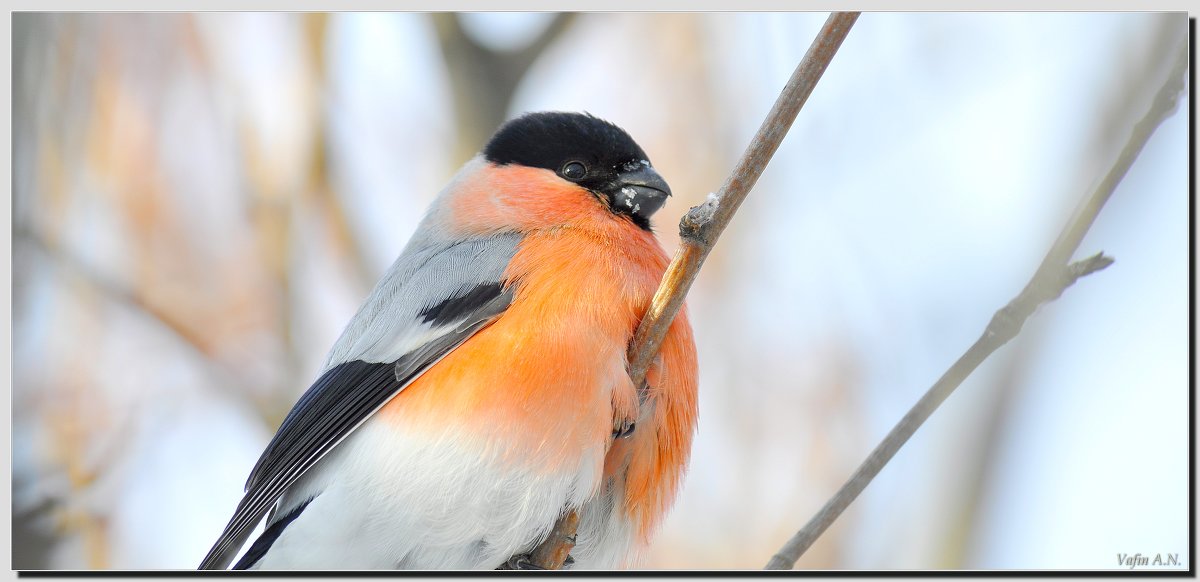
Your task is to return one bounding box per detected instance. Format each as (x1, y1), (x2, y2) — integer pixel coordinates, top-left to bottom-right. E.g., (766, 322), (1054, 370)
(199, 232), (522, 570)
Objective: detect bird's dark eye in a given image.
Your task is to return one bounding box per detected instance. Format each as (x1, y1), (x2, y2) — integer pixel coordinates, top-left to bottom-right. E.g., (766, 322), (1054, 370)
(561, 161), (587, 181)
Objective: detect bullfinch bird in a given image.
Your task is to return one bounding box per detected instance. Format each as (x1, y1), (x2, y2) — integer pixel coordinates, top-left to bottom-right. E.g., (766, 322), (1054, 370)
(199, 112), (698, 570)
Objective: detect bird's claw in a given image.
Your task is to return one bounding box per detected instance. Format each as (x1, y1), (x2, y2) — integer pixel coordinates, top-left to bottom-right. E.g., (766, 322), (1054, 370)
(501, 554), (575, 570)
(505, 554), (544, 570)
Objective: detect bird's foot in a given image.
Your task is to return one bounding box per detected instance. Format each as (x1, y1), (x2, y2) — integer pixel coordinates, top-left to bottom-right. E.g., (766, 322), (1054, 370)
(500, 554), (575, 570)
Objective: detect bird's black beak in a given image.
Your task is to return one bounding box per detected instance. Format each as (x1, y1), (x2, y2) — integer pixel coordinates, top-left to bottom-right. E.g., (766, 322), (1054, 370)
(605, 163), (672, 228)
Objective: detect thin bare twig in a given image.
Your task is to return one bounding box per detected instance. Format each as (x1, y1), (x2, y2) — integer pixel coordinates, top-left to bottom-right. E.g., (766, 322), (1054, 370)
(764, 40), (1189, 571)
(628, 12), (860, 388)
(519, 12), (861, 570)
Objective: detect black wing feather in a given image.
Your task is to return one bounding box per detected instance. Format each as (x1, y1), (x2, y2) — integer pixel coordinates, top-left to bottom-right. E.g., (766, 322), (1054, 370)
(232, 497), (313, 570)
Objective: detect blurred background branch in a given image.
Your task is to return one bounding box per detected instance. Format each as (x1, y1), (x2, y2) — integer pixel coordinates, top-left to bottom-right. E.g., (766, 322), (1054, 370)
(433, 13), (577, 163)
(15, 226), (261, 405)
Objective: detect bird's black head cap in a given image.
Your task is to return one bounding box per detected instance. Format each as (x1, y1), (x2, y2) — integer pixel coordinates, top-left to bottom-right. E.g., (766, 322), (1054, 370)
(484, 111), (648, 173)
(483, 112), (670, 230)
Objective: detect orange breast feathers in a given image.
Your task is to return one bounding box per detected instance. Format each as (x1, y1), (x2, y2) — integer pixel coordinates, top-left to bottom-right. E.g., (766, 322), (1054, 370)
(383, 161), (698, 537)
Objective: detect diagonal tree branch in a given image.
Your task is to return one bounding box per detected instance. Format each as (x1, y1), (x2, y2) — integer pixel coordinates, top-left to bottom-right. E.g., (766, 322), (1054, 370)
(763, 39), (1189, 571)
(516, 12), (862, 570)
(628, 12), (860, 389)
